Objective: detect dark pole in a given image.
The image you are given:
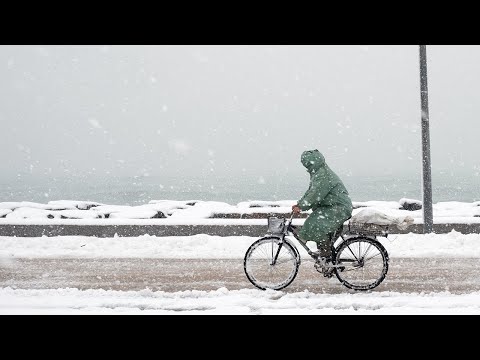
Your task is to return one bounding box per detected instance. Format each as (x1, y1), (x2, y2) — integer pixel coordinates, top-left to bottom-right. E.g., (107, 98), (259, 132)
(419, 45), (433, 233)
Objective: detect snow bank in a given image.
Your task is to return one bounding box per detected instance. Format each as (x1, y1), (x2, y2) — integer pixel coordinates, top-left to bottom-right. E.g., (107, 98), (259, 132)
(5, 207), (62, 219)
(0, 202), (75, 211)
(89, 205), (133, 216)
(434, 202), (480, 218)
(237, 200), (296, 208)
(57, 210), (103, 219)
(0, 209), (12, 218)
(1, 287), (480, 314)
(1, 231), (480, 259)
(47, 200), (104, 210)
(168, 201), (237, 218)
(0, 199), (479, 222)
(109, 209), (163, 219)
(353, 201), (403, 210)
(148, 200), (197, 215)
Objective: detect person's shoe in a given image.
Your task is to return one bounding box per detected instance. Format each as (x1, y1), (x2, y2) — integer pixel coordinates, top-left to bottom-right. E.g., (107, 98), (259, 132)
(314, 256), (326, 267)
(318, 256), (332, 266)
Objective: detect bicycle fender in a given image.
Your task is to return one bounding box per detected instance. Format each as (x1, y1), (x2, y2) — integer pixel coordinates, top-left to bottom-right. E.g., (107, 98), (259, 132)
(343, 234), (377, 241)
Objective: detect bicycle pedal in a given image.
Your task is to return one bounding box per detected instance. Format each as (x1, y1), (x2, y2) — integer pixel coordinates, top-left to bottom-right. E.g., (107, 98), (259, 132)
(323, 267), (335, 278)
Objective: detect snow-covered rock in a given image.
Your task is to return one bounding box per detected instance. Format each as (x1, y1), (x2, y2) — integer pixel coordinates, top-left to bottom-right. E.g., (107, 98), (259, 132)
(0, 209), (12, 218)
(400, 198), (423, 211)
(5, 207), (62, 219)
(48, 200), (104, 210)
(109, 209), (165, 219)
(0, 201), (75, 211)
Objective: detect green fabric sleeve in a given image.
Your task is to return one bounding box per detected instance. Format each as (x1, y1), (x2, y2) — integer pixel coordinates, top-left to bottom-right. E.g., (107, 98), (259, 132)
(297, 171), (333, 211)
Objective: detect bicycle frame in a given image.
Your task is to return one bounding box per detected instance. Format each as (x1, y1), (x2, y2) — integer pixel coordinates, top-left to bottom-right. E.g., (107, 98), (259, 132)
(271, 212), (349, 267)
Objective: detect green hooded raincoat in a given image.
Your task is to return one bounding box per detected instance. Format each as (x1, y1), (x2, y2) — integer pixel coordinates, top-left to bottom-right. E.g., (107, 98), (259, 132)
(297, 150), (353, 247)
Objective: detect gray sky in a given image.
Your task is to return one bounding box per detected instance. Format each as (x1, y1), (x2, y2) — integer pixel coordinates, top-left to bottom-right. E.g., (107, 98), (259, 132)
(1, 45), (479, 188)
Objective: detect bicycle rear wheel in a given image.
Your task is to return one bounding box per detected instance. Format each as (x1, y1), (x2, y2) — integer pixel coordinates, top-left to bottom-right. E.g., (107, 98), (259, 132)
(244, 237), (299, 291)
(334, 237), (389, 291)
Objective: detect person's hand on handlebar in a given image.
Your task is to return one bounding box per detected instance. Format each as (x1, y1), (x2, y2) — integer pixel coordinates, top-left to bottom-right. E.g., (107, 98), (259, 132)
(292, 204), (301, 214)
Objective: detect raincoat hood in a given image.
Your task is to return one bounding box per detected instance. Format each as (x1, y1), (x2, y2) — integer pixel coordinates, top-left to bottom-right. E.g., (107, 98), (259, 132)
(301, 149), (325, 173)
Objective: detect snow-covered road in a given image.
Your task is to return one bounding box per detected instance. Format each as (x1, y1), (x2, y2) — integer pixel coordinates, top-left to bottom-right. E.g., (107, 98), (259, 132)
(2, 231), (480, 314)
(1, 257), (478, 293)
(2, 257), (480, 314)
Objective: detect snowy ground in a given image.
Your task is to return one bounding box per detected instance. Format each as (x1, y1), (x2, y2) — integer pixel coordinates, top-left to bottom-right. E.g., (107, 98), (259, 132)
(1, 230), (480, 259)
(2, 287), (480, 314)
(1, 231), (480, 314)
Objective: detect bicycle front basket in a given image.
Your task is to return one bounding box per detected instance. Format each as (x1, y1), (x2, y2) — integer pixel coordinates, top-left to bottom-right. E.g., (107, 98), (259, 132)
(267, 216), (285, 234)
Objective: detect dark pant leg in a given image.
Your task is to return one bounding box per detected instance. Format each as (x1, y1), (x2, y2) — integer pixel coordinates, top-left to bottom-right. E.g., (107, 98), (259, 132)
(316, 233), (333, 258)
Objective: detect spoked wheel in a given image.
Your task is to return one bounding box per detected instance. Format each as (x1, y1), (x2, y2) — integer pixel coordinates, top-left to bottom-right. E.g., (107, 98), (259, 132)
(334, 237), (389, 291)
(244, 237), (299, 291)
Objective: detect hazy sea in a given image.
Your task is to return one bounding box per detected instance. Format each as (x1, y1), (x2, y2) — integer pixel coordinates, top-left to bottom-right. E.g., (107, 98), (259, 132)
(0, 173), (478, 206)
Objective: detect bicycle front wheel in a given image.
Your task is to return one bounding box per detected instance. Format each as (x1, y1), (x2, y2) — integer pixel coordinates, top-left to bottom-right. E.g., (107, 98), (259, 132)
(244, 237), (299, 291)
(334, 237), (389, 291)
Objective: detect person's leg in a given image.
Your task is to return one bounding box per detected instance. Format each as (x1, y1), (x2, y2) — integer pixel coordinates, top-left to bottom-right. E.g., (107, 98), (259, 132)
(316, 233), (333, 258)
(298, 211), (323, 244)
(298, 209), (332, 248)
(299, 207), (350, 257)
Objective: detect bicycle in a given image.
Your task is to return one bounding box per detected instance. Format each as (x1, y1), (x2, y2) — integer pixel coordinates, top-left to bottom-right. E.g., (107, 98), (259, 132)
(243, 211), (389, 291)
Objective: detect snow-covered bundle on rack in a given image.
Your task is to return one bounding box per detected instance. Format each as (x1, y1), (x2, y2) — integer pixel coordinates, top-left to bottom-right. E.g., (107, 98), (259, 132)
(350, 208), (415, 231)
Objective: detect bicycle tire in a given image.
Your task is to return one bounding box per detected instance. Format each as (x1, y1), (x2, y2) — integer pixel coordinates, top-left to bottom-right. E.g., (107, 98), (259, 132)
(334, 236), (389, 291)
(244, 237), (299, 291)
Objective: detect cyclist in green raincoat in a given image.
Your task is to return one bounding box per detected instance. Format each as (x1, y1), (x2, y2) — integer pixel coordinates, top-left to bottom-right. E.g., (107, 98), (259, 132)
(292, 149), (353, 261)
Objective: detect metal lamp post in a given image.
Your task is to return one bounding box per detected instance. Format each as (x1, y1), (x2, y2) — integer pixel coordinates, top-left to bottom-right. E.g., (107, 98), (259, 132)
(419, 45), (434, 233)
